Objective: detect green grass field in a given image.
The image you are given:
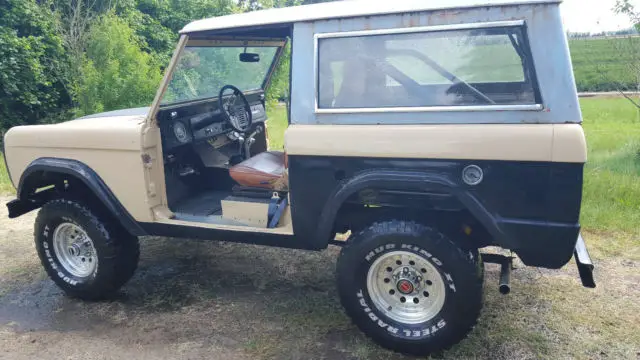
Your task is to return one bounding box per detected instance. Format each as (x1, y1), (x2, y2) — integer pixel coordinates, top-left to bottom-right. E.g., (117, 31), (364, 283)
(581, 98), (640, 236)
(569, 37), (639, 92)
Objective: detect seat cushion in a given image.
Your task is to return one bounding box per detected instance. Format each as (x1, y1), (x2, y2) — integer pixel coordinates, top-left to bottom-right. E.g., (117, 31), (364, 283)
(229, 151), (286, 190)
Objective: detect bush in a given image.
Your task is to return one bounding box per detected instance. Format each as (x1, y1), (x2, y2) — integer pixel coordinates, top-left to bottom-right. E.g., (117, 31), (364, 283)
(0, 0), (73, 134)
(75, 13), (162, 116)
(265, 42), (291, 106)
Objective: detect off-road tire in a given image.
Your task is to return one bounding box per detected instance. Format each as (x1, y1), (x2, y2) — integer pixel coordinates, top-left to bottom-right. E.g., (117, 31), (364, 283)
(336, 220), (483, 356)
(34, 199), (140, 300)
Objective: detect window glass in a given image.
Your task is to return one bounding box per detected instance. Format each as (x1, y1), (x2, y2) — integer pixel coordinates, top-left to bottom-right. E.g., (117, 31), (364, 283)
(317, 26), (540, 109)
(162, 46), (278, 105)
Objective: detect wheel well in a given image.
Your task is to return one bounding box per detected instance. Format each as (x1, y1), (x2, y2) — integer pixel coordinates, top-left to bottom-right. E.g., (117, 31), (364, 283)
(333, 199), (493, 250)
(19, 170), (126, 233)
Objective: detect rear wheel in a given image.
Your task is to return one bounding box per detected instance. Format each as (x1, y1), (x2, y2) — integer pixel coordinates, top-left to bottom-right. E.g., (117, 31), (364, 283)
(34, 199), (140, 300)
(336, 220), (483, 356)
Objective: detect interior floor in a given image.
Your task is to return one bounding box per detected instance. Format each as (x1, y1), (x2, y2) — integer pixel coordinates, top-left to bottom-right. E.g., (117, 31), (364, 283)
(172, 190), (229, 216)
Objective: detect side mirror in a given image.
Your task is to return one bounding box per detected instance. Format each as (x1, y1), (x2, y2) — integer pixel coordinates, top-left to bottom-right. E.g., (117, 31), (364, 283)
(239, 52), (260, 62)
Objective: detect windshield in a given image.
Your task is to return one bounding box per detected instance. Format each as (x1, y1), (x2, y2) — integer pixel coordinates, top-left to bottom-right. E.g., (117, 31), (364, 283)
(162, 46), (279, 105)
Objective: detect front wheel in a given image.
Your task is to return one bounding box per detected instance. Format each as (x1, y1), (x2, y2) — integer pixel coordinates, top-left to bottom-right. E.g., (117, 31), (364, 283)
(34, 199), (140, 300)
(336, 221), (483, 356)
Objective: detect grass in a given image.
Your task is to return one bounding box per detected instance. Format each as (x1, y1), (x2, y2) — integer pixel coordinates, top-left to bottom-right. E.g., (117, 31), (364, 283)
(569, 37), (638, 92)
(266, 104), (287, 150)
(0, 153), (14, 195)
(1, 218), (639, 359)
(581, 98), (640, 237)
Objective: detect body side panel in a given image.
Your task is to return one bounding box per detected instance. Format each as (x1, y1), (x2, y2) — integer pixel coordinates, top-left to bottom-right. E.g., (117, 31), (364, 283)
(13, 158), (146, 236)
(4, 117), (153, 222)
(285, 123), (586, 268)
(285, 124), (586, 163)
(287, 155), (582, 268)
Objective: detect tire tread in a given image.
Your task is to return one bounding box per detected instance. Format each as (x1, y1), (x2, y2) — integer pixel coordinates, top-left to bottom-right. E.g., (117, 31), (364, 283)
(337, 220), (483, 356)
(34, 199), (139, 300)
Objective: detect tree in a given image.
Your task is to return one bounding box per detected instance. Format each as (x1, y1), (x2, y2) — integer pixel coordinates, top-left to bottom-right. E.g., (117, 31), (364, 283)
(615, 0), (640, 29)
(0, 0), (73, 135)
(52, 1), (112, 77)
(75, 12), (162, 115)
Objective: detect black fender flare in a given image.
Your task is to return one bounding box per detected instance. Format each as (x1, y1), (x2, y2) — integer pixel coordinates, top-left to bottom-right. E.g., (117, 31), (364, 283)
(314, 169), (508, 248)
(13, 157), (146, 236)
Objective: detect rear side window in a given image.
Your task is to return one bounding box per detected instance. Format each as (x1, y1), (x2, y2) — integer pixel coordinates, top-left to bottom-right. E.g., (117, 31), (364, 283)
(317, 24), (541, 110)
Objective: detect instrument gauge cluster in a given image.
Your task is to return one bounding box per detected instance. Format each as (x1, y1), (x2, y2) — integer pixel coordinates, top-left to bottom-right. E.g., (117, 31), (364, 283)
(173, 121), (190, 144)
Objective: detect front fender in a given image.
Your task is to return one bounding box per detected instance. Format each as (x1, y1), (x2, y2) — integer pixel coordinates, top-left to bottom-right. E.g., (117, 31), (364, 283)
(9, 157), (146, 236)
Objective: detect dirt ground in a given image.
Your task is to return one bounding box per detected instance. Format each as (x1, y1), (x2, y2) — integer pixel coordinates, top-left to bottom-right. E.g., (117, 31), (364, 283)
(0, 196), (639, 360)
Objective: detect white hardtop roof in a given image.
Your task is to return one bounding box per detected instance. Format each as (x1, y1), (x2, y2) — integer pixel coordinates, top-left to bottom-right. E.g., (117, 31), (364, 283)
(181, 0), (561, 34)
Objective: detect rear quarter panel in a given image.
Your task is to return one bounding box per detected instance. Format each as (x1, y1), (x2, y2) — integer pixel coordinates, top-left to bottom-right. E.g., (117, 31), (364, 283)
(285, 124), (587, 268)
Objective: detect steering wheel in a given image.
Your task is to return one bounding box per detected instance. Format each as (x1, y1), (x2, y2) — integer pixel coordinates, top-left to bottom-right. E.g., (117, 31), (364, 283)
(219, 85), (253, 133)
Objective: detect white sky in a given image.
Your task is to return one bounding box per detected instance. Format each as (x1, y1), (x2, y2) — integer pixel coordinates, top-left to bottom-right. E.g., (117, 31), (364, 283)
(561, 0), (640, 32)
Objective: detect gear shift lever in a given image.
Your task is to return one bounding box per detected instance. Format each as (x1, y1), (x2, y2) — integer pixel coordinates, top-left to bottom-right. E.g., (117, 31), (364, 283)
(233, 131), (245, 156)
(243, 126), (263, 160)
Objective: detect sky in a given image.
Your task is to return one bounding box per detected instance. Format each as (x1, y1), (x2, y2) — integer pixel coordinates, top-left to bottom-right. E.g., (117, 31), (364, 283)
(561, 0), (640, 33)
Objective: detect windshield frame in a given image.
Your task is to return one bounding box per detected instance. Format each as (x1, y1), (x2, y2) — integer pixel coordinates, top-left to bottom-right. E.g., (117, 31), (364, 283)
(159, 38), (286, 108)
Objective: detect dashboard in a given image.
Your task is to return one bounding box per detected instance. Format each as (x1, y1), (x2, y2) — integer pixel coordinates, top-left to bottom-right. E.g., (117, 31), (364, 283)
(159, 98), (267, 152)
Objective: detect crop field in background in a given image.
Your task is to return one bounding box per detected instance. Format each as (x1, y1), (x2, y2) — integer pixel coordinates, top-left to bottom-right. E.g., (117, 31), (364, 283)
(569, 37), (639, 92)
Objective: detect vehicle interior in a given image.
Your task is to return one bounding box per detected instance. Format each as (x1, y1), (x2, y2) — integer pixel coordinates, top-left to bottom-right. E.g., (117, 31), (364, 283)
(156, 37), (290, 229)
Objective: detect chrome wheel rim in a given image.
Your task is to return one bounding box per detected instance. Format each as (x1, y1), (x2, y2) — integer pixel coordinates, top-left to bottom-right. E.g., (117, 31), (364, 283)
(366, 250), (446, 324)
(52, 222), (98, 278)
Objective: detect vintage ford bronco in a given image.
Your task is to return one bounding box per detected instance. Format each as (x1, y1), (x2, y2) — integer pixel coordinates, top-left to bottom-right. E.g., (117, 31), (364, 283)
(3, 0), (595, 355)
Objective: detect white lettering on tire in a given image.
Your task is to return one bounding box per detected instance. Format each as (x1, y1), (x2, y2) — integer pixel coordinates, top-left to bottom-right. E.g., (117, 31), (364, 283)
(400, 244), (443, 266)
(365, 244), (396, 262)
(42, 225), (79, 286)
(444, 272), (457, 292)
(357, 289), (445, 338)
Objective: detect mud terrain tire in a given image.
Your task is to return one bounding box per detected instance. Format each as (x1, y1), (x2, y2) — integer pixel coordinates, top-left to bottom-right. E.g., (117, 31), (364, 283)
(34, 199), (139, 300)
(336, 220), (483, 356)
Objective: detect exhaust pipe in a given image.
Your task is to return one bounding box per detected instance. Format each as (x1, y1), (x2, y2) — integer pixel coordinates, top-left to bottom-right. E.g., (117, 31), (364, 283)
(481, 253), (514, 294)
(498, 257), (512, 295)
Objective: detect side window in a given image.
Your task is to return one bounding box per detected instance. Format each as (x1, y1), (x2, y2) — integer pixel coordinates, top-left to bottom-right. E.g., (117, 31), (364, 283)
(317, 25), (541, 109)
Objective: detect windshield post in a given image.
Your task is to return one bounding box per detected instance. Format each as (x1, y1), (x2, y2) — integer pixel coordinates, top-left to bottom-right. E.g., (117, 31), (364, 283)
(146, 35), (188, 125)
(262, 39), (287, 91)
